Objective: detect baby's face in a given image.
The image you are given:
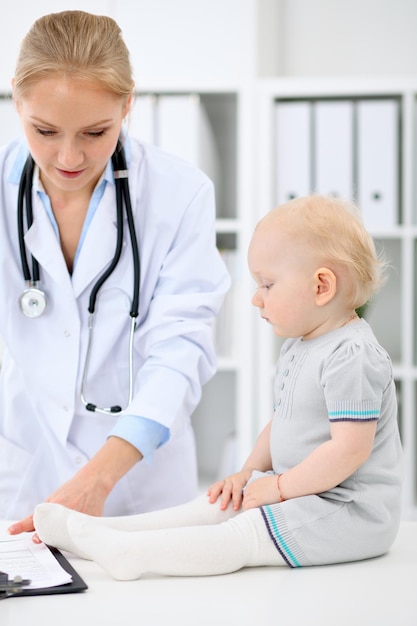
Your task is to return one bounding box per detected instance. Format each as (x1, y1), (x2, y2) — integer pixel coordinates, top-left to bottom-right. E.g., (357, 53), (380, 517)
(248, 217), (320, 339)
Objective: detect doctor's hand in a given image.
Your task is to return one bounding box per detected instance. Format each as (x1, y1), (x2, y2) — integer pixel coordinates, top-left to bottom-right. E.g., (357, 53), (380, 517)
(7, 514), (36, 537)
(7, 469), (109, 542)
(8, 435), (143, 542)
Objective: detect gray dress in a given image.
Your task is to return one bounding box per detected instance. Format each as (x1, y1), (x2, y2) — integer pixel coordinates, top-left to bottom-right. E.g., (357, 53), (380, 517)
(259, 319), (404, 567)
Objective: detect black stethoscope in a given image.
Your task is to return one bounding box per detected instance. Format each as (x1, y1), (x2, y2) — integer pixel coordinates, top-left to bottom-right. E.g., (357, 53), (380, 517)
(17, 142), (141, 414)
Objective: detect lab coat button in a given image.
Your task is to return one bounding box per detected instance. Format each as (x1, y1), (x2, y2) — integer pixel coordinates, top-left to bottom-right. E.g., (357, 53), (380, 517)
(64, 330), (71, 337)
(75, 456), (83, 465)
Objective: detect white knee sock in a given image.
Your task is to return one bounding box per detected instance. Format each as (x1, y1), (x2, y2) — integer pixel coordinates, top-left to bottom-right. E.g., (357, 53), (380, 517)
(38, 507), (284, 579)
(34, 494), (238, 558)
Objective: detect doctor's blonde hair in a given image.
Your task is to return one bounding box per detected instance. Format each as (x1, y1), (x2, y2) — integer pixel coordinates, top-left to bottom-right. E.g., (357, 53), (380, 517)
(13, 11), (134, 104)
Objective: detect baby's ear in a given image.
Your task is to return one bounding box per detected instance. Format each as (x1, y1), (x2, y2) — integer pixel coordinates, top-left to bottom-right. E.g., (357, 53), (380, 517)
(314, 267), (337, 306)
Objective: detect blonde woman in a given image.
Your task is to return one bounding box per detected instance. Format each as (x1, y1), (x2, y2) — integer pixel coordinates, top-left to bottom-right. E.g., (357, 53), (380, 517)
(1, 11), (230, 535)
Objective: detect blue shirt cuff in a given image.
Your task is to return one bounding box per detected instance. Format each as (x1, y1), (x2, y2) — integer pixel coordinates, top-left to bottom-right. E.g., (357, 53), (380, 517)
(108, 414), (170, 463)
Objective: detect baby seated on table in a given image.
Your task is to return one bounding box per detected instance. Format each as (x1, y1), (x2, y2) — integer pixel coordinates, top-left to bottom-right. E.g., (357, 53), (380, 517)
(34, 194), (403, 580)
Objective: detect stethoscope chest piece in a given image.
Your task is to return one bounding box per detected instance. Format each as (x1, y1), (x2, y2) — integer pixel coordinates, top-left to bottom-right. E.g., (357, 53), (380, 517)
(19, 286), (47, 318)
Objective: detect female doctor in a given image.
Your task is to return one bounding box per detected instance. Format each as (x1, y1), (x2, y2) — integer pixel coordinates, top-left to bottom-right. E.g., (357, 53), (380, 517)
(1, 11), (230, 536)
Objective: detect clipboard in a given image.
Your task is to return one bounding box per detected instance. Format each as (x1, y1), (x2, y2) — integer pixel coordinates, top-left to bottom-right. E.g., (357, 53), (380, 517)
(4, 545), (88, 598)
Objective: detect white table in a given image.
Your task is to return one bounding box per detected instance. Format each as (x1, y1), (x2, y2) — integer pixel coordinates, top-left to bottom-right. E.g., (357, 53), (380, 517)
(0, 521), (416, 626)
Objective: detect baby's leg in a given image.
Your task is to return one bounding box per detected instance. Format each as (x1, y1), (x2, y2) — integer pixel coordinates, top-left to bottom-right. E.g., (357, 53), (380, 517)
(45, 507), (285, 579)
(34, 494), (238, 558)
(105, 493), (237, 530)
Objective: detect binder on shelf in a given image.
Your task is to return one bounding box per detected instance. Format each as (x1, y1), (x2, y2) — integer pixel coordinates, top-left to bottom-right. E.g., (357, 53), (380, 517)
(155, 94), (218, 184)
(357, 99), (399, 230)
(275, 101), (311, 204)
(274, 97), (400, 232)
(314, 100), (353, 200)
(129, 92), (227, 215)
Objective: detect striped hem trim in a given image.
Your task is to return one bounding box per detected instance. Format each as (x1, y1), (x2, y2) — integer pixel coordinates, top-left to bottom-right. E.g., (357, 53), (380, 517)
(261, 505), (304, 568)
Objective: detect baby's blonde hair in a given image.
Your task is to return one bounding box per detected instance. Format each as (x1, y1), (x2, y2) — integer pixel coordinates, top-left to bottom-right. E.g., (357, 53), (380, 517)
(272, 195), (387, 309)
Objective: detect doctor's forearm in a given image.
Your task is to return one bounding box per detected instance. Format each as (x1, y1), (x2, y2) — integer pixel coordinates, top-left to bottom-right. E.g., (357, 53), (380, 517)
(80, 435), (144, 498)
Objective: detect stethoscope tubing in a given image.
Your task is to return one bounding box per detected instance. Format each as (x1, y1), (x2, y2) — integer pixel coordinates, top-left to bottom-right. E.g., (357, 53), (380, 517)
(17, 140), (140, 413)
(87, 157), (125, 314)
(121, 175), (140, 318)
(17, 155), (38, 283)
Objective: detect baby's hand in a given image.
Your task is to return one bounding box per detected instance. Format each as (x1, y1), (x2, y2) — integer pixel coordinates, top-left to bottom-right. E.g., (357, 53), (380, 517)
(242, 474), (279, 510)
(207, 469), (254, 511)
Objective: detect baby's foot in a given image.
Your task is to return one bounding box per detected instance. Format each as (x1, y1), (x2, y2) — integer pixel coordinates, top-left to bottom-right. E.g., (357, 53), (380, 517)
(65, 516), (145, 580)
(34, 503), (92, 559)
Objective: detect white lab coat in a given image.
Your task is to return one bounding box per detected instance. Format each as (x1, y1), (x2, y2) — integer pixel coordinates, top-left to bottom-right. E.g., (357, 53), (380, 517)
(0, 138), (230, 519)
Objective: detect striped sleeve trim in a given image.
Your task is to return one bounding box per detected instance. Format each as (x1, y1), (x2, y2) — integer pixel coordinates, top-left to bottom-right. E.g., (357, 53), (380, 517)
(260, 504), (307, 568)
(328, 409), (379, 421)
(327, 400), (381, 422)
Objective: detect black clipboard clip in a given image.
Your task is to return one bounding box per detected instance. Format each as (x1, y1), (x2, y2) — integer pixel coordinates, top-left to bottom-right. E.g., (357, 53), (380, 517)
(0, 570), (32, 599)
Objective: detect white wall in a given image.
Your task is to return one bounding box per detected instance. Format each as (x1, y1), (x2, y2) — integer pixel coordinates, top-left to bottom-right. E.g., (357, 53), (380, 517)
(2, 0), (417, 91)
(272, 0), (417, 77)
(0, 0), (256, 92)
(113, 0), (256, 88)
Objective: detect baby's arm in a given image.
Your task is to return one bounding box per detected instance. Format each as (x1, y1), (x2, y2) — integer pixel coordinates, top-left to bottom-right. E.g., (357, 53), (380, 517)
(243, 420), (377, 510)
(207, 420), (273, 511)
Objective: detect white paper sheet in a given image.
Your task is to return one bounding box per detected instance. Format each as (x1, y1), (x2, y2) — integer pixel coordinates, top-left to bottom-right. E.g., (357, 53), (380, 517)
(0, 538), (72, 589)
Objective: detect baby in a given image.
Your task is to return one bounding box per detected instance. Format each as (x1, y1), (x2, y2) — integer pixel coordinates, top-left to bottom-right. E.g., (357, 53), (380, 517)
(33, 194), (403, 578)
